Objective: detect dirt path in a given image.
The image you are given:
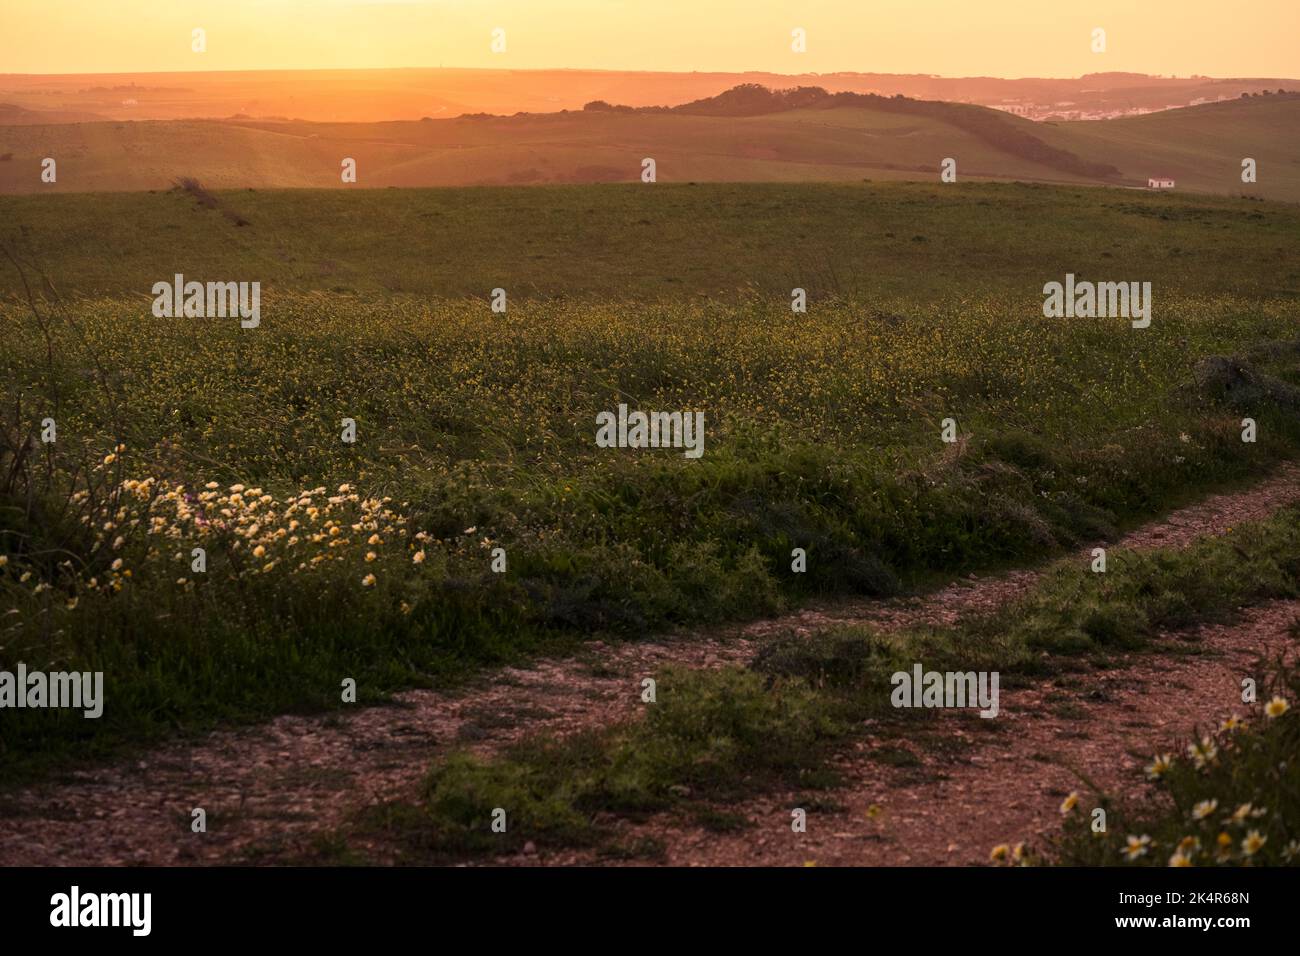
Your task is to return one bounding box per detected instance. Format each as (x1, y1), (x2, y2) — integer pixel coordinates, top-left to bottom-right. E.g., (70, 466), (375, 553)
(545, 599), (1300, 867)
(2, 465), (1298, 866)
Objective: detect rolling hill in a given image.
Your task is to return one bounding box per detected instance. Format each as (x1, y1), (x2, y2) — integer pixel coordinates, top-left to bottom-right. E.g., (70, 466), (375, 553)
(1, 86), (1296, 200)
(1045, 93), (1300, 197)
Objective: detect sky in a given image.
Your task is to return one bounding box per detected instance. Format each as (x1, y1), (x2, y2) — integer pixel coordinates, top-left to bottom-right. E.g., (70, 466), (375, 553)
(2, 0), (1297, 78)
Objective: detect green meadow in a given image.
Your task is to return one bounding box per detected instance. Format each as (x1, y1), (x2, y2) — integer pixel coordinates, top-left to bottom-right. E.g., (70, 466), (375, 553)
(1, 181), (1298, 778)
(1, 181), (1297, 300)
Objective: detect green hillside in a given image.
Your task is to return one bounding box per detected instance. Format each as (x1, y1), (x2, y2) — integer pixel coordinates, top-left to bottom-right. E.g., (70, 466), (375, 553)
(1046, 94), (1300, 198)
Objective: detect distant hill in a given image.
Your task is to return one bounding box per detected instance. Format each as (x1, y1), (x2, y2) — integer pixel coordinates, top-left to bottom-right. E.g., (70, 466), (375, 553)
(590, 84), (1122, 180)
(0, 85), (1296, 200)
(0, 102), (107, 124)
(1, 67), (1295, 123)
(1043, 92), (1300, 198)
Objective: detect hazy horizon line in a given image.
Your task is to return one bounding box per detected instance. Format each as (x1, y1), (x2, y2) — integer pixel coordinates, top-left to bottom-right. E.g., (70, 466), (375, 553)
(6, 65), (1298, 83)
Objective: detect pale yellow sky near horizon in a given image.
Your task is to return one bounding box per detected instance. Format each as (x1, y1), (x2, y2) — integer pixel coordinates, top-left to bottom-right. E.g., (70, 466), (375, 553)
(2, 0), (1297, 78)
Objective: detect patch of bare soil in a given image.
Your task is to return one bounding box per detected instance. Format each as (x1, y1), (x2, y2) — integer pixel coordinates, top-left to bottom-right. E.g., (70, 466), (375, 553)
(1, 464), (1297, 865)
(0, 634), (753, 866)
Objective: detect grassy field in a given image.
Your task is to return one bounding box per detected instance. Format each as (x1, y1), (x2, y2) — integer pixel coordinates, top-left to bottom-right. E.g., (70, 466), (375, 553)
(1, 181), (1299, 779)
(1, 181), (1298, 300)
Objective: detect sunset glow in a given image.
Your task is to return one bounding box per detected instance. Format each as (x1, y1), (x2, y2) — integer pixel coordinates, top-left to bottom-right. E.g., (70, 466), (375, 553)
(3, 0), (1297, 77)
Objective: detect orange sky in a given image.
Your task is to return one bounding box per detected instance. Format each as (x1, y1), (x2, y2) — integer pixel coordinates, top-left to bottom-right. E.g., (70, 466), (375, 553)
(2, 0), (1297, 78)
